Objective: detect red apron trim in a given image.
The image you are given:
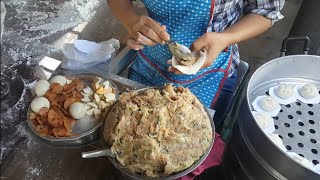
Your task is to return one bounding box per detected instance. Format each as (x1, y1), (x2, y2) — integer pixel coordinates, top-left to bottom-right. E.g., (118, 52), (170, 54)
(206, 0), (215, 28)
(139, 51), (228, 85)
(210, 52), (233, 108)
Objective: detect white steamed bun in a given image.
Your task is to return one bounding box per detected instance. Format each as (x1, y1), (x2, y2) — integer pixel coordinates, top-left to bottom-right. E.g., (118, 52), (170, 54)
(300, 84), (319, 99)
(276, 84), (294, 99)
(253, 112), (273, 129)
(260, 96), (279, 112)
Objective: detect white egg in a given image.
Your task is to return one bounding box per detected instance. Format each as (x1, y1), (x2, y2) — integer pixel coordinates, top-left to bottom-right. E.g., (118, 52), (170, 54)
(69, 102), (87, 119)
(35, 80), (50, 97)
(300, 84), (319, 99)
(260, 96), (278, 112)
(31, 97), (50, 113)
(50, 75), (67, 86)
(275, 84), (294, 99)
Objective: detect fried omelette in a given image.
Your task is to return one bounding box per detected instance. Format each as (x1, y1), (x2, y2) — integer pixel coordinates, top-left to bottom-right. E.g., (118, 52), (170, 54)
(104, 84), (212, 177)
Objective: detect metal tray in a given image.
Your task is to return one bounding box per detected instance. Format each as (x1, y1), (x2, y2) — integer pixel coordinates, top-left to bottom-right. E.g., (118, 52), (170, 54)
(249, 79), (320, 168)
(27, 73), (119, 147)
(247, 55), (320, 172)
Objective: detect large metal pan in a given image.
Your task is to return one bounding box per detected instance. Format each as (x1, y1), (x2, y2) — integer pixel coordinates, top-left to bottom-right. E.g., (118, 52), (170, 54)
(82, 87), (215, 180)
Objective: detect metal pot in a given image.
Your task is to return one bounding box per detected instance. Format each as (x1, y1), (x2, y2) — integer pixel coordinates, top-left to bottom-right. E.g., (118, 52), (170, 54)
(223, 37), (320, 180)
(82, 87), (216, 180)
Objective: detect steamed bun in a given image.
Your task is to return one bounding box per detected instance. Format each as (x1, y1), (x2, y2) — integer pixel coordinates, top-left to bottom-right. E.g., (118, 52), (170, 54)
(260, 96), (279, 112)
(253, 112), (273, 129)
(275, 84), (294, 99)
(300, 84), (319, 99)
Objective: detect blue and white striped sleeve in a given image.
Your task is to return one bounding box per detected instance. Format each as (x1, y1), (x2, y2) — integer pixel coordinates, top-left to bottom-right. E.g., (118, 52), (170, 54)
(243, 0), (285, 25)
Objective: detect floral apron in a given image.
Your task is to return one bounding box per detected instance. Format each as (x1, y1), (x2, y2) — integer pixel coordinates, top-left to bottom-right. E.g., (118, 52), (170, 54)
(129, 0), (232, 108)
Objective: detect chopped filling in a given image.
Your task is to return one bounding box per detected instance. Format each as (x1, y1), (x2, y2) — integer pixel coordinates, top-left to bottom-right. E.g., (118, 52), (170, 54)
(177, 56), (197, 67)
(104, 84), (212, 177)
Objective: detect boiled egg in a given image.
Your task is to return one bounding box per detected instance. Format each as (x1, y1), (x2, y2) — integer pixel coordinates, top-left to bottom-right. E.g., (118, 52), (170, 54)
(31, 97), (50, 113)
(35, 80), (50, 97)
(50, 75), (67, 86)
(69, 102), (87, 119)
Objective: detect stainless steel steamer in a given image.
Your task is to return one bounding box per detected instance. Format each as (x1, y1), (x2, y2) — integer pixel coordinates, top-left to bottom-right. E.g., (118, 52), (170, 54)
(223, 37), (320, 180)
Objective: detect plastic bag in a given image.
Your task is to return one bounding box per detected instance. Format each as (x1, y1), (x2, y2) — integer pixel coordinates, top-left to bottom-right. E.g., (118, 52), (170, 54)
(61, 38), (120, 70)
(1, 2), (6, 41)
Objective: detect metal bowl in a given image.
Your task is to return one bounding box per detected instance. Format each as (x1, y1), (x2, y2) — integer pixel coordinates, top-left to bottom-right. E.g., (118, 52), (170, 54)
(100, 87), (215, 180)
(27, 73), (119, 147)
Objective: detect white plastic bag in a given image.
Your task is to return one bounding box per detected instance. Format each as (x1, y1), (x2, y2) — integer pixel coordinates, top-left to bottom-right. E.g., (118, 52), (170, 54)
(1, 1), (6, 41)
(61, 38), (120, 70)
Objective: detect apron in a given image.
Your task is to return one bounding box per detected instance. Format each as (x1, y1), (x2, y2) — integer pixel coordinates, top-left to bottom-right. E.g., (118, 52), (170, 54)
(129, 0), (232, 109)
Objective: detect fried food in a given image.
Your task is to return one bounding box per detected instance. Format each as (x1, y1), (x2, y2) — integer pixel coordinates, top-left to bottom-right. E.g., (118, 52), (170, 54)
(104, 84), (212, 177)
(30, 77), (86, 137)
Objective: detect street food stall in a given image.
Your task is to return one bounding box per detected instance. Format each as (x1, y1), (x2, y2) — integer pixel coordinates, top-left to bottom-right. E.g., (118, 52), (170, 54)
(1, 1), (319, 180)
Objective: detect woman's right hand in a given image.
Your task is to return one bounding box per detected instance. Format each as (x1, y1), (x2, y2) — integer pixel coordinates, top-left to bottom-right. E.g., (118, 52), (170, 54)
(126, 15), (170, 50)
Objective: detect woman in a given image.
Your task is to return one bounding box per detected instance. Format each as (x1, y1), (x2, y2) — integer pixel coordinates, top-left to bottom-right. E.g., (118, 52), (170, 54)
(107, 0), (284, 178)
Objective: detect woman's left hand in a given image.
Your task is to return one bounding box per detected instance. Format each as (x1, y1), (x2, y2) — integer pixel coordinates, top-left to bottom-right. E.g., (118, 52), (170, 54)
(168, 32), (230, 74)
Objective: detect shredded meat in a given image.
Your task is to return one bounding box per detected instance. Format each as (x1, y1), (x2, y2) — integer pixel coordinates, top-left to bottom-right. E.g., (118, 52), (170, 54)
(104, 84), (212, 177)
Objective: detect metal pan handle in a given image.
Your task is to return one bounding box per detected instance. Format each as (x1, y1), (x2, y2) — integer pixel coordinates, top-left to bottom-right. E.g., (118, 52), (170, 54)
(82, 149), (115, 158)
(280, 36), (310, 57)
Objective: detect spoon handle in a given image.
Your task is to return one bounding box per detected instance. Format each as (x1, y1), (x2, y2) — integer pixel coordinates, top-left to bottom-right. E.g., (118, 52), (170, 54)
(82, 149), (115, 158)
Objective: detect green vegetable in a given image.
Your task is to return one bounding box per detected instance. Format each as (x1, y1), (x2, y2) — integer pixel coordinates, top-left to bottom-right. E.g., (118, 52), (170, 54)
(157, 116), (161, 125)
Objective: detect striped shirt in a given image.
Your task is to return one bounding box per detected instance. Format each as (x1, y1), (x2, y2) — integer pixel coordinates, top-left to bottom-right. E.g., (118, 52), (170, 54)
(212, 0), (285, 76)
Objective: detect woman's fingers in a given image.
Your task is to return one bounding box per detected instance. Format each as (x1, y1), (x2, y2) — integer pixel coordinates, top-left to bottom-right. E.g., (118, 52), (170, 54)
(143, 17), (170, 41)
(190, 34), (220, 69)
(127, 39), (144, 50)
(131, 16), (170, 45)
(190, 34), (208, 52)
(140, 26), (164, 45)
(167, 60), (183, 74)
(135, 32), (156, 46)
(168, 66), (183, 74)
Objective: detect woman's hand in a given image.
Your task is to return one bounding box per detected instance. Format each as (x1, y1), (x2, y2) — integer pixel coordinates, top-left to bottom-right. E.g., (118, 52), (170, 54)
(126, 15), (170, 50)
(168, 32), (230, 74)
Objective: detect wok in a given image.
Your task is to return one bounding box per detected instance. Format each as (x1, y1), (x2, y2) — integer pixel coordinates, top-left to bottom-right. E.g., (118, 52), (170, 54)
(82, 87), (215, 180)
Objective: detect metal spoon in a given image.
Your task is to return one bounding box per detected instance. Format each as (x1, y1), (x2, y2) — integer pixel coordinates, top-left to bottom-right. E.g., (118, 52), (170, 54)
(166, 41), (195, 61)
(82, 149), (115, 159)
